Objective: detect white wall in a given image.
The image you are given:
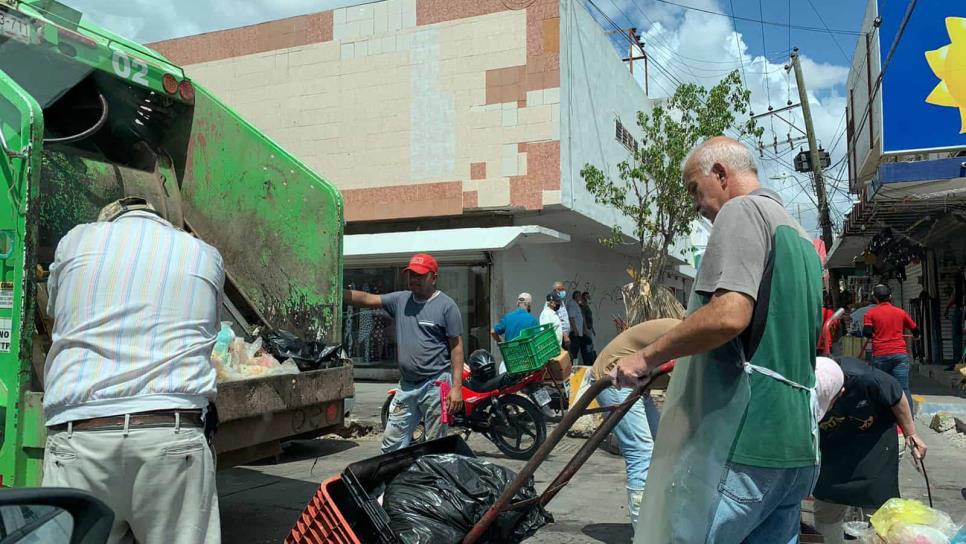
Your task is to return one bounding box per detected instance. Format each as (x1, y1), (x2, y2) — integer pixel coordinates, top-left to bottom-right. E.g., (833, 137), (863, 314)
(490, 238), (636, 354)
(560, 0), (653, 239)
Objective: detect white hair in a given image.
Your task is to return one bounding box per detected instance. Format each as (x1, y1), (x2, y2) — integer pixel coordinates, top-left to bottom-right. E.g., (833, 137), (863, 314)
(685, 138), (759, 176)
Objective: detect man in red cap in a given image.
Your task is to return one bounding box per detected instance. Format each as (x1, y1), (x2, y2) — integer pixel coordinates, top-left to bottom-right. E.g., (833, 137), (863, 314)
(344, 253), (465, 452)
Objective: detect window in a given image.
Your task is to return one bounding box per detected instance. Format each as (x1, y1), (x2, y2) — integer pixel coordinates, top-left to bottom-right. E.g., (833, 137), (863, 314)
(615, 120), (638, 154)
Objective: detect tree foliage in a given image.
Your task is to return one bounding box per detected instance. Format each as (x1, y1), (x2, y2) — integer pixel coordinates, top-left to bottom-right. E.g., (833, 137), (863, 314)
(580, 71), (763, 322)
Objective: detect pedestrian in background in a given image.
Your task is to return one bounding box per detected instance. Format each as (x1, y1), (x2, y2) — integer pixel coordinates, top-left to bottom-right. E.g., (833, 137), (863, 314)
(551, 281), (572, 350)
(491, 292), (538, 343)
(540, 292), (565, 347)
(864, 284), (919, 409)
(344, 253), (464, 452)
(591, 318), (681, 533)
(579, 291), (597, 362)
(43, 197), (223, 544)
(944, 268), (965, 368)
(566, 290), (586, 362)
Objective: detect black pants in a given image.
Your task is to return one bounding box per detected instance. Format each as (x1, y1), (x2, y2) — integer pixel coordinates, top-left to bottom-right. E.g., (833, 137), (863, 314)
(568, 333), (596, 364)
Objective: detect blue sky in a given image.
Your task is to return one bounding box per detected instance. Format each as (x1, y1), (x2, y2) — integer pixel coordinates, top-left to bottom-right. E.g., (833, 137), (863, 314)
(65, 0), (870, 234)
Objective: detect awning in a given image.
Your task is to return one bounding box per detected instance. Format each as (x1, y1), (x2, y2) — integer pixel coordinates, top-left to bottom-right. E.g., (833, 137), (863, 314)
(826, 234), (872, 269)
(344, 226), (571, 266)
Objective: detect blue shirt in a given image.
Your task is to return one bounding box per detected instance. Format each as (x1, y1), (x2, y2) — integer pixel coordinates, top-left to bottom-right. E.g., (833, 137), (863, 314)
(494, 308), (539, 341)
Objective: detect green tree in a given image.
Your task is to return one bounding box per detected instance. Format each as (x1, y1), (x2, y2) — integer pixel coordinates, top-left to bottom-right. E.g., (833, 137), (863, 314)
(581, 71), (762, 324)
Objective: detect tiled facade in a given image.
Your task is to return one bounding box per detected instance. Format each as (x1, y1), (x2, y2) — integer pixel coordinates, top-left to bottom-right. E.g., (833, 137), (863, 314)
(150, 0), (562, 222)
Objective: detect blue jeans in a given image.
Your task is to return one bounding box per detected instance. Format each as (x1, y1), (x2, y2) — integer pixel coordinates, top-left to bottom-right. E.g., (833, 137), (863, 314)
(597, 386), (655, 490)
(706, 462), (819, 544)
(873, 354), (912, 408)
(597, 385), (655, 529)
(382, 372), (450, 453)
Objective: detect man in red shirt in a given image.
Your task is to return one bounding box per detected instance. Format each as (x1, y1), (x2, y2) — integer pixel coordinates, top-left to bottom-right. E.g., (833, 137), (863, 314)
(863, 284), (919, 408)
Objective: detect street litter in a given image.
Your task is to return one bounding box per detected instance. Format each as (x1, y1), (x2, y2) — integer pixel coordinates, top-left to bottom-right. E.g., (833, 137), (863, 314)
(210, 323), (300, 382)
(263, 329), (342, 371)
(835, 497), (966, 544)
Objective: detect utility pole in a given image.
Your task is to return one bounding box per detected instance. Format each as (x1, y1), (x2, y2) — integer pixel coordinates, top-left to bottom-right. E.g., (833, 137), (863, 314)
(615, 28), (648, 95)
(789, 48), (839, 305)
(789, 48), (833, 251)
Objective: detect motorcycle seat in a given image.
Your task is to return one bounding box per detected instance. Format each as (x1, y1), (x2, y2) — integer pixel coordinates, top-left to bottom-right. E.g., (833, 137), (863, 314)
(463, 372), (516, 392)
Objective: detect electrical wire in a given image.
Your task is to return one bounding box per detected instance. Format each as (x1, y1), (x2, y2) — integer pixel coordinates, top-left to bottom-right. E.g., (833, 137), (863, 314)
(758, 0), (776, 136)
(805, 0), (851, 63)
(729, 0), (748, 87)
(587, 0), (841, 224)
(646, 0), (865, 36)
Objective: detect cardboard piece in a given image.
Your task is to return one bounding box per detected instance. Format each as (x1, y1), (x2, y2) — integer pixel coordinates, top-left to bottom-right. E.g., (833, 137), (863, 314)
(545, 350), (572, 382)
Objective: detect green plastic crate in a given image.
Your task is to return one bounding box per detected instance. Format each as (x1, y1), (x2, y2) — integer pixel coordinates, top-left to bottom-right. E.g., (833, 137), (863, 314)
(498, 324), (559, 375)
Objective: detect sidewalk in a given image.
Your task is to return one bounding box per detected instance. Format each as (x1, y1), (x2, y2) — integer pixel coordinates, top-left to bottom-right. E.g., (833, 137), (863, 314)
(910, 365), (966, 416)
(903, 369), (966, 524)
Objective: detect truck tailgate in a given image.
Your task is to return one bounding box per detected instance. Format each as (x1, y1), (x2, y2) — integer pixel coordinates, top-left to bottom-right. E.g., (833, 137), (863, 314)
(214, 364), (354, 467)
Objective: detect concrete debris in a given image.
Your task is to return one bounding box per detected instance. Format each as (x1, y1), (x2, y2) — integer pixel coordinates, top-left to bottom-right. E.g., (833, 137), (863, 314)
(929, 412), (956, 434)
(323, 419), (379, 440)
(566, 413), (604, 439)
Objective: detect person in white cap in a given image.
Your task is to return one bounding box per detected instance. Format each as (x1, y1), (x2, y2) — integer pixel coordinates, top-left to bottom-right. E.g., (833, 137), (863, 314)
(491, 292), (539, 343)
(813, 356), (926, 544)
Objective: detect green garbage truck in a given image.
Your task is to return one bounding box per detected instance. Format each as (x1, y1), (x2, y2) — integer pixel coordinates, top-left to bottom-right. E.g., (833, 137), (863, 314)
(0, 0), (352, 486)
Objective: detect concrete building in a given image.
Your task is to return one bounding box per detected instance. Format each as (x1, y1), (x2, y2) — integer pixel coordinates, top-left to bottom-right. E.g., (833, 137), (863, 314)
(151, 0), (693, 368)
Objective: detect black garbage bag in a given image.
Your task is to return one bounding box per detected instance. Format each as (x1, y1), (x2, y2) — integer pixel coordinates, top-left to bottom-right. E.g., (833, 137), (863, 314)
(382, 453), (552, 544)
(261, 329), (341, 371)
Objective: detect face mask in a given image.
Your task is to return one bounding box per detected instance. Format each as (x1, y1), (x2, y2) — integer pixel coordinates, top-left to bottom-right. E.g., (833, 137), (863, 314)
(558, 290), (567, 299)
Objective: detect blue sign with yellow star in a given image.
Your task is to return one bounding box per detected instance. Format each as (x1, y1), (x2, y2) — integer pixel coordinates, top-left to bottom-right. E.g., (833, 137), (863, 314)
(878, 0), (966, 154)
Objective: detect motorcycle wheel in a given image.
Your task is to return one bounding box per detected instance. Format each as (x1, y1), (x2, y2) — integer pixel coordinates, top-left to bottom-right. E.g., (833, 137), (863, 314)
(489, 394), (546, 460)
(380, 393), (426, 443)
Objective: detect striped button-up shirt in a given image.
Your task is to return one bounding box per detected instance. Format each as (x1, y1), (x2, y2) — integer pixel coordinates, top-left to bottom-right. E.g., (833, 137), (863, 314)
(43, 211), (225, 426)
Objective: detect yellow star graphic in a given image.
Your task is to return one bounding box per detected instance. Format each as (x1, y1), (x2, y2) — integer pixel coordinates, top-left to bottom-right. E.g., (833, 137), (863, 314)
(926, 17), (966, 133)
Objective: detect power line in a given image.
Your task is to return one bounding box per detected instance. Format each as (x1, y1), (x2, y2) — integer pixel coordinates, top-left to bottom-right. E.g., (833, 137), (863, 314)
(787, 0), (792, 51)
(758, 0), (776, 137)
(647, 0), (865, 36)
(587, 0), (819, 197)
(786, 0), (792, 105)
(729, 0), (748, 87)
(804, 0), (851, 63)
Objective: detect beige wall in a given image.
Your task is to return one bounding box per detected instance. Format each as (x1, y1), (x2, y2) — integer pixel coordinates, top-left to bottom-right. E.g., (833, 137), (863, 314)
(152, 0), (562, 222)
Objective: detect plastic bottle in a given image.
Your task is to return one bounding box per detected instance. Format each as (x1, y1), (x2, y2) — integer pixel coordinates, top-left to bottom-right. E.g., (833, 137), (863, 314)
(212, 321), (235, 367)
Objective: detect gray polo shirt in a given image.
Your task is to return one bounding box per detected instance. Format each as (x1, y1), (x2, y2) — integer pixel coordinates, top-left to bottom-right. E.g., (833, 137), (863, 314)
(382, 290), (463, 383)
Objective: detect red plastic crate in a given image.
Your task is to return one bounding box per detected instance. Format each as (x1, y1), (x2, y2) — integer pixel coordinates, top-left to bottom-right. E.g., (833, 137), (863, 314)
(285, 476), (361, 544)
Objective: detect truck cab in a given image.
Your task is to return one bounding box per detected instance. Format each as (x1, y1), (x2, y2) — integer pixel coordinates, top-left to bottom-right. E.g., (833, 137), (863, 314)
(0, 0), (351, 486)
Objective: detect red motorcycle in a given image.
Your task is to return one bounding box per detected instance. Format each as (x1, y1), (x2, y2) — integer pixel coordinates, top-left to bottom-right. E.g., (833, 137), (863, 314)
(381, 350), (548, 459)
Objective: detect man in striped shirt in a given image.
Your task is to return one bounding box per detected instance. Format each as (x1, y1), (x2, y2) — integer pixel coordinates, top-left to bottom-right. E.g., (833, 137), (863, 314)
(42, 197), (224, 544)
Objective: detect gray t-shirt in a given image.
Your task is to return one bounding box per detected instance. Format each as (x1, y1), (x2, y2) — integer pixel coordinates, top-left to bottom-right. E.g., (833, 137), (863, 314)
(692, 186), (822, 468)
(565, 298), (584, 335)
(382, 290), (463, 383)
(694, 187), (809, 300)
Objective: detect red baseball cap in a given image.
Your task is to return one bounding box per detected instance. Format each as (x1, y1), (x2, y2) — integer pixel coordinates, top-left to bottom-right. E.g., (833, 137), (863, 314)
(404, 253), (439, 275)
